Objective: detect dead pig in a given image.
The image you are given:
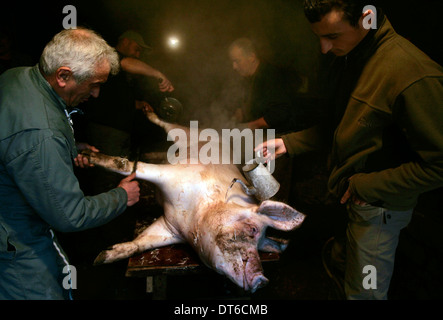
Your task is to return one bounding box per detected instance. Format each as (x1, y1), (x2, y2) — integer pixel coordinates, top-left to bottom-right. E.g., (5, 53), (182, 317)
(86, 115), (306, 293)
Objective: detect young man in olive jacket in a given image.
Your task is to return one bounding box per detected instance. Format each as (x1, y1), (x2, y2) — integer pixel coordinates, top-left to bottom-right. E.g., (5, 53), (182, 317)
(0, 28), (140, 299)
(256, 1), (443, 299)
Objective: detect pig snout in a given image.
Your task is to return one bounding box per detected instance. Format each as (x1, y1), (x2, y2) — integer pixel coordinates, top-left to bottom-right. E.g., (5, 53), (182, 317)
(244, 249), (268, 293)
(249, 274), (269, 293)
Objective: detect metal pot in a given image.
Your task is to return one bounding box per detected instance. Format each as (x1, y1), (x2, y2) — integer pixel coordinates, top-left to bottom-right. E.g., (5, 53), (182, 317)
(226, 160), (280, 202)
(240, 161), (280, 201)
(155, 77), (183, 122)
(157, 96), (183, 122)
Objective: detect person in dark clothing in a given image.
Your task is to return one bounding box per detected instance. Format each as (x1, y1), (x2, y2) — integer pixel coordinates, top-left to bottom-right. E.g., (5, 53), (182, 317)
(228, 37), (307, 134)
(228, 37), (309, 203)
(84, 51), (142, 157)
(83, 30), (174, 158)
(256, 1), (443, 299)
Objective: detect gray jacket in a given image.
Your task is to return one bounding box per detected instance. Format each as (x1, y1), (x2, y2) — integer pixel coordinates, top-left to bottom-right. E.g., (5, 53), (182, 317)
(0, 65), (127, 299)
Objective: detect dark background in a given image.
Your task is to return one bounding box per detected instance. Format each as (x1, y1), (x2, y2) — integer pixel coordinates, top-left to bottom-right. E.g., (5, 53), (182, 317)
(3, 0), (443, 64)
(2, 0), (443, 125)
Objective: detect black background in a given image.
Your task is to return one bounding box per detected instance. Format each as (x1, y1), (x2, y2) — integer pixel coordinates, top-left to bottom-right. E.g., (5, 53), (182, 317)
(2, 0), (443, 118)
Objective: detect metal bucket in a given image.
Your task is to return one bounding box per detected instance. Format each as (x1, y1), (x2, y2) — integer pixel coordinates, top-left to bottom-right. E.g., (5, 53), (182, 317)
(242, 161), (280, 201)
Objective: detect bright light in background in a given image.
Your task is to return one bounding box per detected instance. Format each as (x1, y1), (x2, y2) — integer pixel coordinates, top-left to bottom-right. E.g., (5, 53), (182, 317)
(168, 36), (180, 49)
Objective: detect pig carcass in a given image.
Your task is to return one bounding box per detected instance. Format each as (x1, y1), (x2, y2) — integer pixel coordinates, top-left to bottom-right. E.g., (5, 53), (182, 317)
(86, 112), (306, 293)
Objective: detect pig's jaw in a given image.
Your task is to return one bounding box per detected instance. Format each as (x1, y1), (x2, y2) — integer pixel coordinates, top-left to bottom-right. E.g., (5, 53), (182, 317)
(215, 253), (269, 293)
(231, 259), (269, 293)
(243, 252), (269, 293)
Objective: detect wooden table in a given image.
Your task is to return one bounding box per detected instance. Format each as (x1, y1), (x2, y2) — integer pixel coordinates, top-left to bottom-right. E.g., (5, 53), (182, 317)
(125, 221), (280, 299)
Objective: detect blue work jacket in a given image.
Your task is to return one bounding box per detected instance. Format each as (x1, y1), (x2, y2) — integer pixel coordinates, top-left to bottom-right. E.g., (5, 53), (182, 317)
(0, 65), (128, 299)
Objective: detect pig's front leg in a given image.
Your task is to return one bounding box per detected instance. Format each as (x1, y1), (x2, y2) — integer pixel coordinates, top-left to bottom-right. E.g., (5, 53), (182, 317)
(81, 151), (173, 185)
(93, 216), (184, 265)
(81, 150), (135, 175)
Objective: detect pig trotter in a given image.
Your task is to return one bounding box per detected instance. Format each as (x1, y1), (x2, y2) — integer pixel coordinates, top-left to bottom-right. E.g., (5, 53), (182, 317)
(93, 242), (139, 265)
(93, 250), (109, 266)
(258, 237), (289, 253)
(146, 110), (160, 124)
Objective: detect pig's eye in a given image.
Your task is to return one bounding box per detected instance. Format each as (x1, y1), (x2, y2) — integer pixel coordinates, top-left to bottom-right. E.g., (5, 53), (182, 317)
(246, 224), (258, 237)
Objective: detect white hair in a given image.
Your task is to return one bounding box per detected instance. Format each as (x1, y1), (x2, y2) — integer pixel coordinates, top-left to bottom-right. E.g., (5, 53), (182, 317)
(39, 27), (120, 83)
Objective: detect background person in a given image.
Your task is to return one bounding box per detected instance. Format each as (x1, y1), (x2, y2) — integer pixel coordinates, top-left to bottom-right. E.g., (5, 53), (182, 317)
(228, 37), (315, 202)
(82, 30), (174, 159)
(228, 37), (307, 134)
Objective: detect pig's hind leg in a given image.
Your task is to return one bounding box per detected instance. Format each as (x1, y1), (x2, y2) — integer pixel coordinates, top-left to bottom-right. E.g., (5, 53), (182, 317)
(146, 110), (188, 134)
(93, 216), (183, 265)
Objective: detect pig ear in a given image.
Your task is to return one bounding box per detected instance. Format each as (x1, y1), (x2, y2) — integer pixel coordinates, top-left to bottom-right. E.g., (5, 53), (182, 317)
(256, 200), (306, 231)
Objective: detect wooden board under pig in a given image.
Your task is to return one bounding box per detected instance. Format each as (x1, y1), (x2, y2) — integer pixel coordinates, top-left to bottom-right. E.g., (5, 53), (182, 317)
(125, 217), (280, 299)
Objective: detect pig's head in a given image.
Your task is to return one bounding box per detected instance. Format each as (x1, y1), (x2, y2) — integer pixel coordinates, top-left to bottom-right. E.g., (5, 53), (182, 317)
(194, 200), (306, 293)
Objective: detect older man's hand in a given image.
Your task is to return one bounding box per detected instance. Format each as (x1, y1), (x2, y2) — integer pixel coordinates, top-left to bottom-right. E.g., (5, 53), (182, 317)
(74, 143), (100, 168)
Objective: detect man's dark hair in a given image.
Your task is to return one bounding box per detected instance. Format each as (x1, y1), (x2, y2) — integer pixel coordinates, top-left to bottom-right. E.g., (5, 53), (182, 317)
(303, 0), (373, 27)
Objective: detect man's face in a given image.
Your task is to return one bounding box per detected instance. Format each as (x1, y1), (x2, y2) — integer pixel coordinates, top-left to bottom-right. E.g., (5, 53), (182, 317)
(125, 39), (143, 58)
(63, 60), (110, 107)
(229, 46), (257, 77)
(310, 8), (367, 56)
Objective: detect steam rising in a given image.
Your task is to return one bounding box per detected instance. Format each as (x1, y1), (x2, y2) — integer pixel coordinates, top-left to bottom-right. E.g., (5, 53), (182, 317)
(75, 0), (321, 129)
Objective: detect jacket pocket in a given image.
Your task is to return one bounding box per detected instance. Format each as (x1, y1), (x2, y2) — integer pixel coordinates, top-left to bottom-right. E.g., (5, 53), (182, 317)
(347, 202), (384, 224)
(0, 222), (17, 261)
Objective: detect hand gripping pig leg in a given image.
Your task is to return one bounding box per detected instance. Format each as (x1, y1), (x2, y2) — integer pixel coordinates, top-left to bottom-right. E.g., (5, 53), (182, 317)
(94, 216), (183, 265)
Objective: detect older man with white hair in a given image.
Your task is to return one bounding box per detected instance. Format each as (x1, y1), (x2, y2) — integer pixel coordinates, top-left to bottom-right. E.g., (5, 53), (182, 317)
(0, 28), (140, 300)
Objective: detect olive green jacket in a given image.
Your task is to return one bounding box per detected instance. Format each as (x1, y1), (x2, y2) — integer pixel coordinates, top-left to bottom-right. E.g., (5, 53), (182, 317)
(282, 17), (443, 210)
(0, 65), (127, 299)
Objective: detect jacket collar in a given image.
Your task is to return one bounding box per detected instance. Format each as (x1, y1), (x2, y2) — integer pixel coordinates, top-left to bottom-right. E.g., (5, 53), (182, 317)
(31, 64), (68, 111)
(32, 64), (76, 133)
(345, 9), (394, 64)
